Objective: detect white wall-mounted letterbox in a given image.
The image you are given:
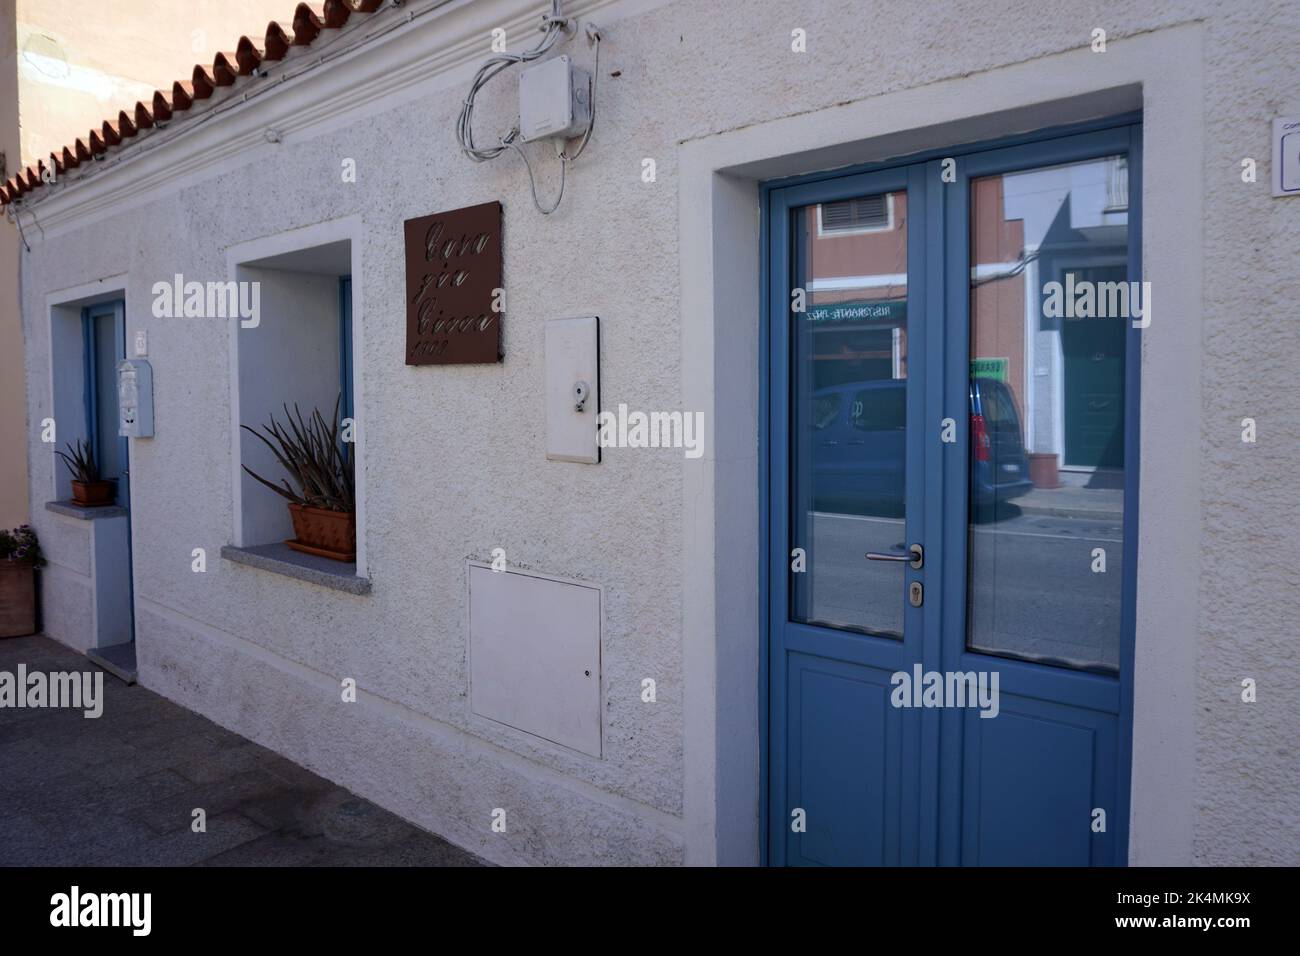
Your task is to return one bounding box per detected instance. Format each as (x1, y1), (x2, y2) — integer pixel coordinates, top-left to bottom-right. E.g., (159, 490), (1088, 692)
(544, 315), (600, 463)
(116, 359), (154, 438)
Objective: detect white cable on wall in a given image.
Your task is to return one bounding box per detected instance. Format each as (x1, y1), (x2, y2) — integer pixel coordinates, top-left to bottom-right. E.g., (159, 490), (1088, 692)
(455, 0), (601, 215)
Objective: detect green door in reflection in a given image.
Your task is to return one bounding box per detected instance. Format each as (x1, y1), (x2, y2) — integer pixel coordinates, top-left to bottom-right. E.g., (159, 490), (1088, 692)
(1062, 267), (1126, 470)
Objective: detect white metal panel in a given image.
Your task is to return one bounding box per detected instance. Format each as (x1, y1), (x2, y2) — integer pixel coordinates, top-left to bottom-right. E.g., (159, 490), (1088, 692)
(469, 563), (602, 756)
(544, 316), (600, 463)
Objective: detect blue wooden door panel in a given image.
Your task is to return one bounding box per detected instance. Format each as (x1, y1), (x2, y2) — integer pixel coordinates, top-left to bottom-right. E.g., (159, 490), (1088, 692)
(785, 653), (904, 866)
(959, 697), (1118, 866)
(766, 164), (928, 867)
(938, 126), (1136, 867)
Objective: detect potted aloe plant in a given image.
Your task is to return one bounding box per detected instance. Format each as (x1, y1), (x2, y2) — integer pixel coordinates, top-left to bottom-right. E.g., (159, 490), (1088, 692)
(0, 525), (45, 638)
(56, 439), (116, 506)
(241, 396), (356, 562)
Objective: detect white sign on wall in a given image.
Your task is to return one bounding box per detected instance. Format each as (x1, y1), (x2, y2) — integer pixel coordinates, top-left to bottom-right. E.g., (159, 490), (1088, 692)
(1273, 117), (1300, 197)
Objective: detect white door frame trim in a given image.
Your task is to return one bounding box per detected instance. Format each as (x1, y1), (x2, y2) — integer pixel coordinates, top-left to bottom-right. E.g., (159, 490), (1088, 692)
(679, 22), (1203, 866)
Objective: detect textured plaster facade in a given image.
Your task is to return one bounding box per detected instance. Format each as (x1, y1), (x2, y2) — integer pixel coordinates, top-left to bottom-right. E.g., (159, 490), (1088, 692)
(12, 0), (1299, 865)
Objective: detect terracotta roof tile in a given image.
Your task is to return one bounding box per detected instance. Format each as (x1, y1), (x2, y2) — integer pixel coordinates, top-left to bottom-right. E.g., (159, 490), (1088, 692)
(323, 0), (354, 29)
(213, 52), (240, 86)
(291, 5), (324, 46)
(150, 90), (172, 123)
(2, 1), (387, 207)
(191, 66), (216, 101)
(171, 80), (194, 112)
(264, 22), (292, 61)
(235, 36), (265, 75)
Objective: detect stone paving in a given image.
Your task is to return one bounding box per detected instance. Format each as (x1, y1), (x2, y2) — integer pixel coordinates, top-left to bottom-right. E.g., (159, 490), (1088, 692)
(0, 635), (484, 867)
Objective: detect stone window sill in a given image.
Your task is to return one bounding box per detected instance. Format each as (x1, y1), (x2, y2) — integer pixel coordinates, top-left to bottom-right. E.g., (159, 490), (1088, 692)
(45, 500), (128, 520)
(220, 543), (371, 595)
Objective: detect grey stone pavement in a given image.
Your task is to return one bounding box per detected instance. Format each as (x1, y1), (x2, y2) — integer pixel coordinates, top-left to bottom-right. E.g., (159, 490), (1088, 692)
(0, 634), (484, 867)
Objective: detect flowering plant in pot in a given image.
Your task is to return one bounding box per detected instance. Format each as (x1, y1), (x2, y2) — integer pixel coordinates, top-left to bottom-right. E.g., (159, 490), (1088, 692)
(241, 397), (356, 562)
(0, 525), (45, 639)
(55, 439), (116, 506)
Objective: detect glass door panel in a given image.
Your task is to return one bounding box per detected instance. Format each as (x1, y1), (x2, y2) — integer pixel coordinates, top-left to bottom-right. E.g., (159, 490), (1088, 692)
(965, 156), (1130, 672)
(789, 190), (910, 638)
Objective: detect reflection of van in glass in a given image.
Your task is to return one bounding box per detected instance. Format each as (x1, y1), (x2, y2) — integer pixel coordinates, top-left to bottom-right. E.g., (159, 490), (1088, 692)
(810, 377), (1032, 516)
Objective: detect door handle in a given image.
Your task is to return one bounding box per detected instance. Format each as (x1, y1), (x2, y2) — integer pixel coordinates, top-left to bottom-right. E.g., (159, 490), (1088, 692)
(865, 543), (923, 570)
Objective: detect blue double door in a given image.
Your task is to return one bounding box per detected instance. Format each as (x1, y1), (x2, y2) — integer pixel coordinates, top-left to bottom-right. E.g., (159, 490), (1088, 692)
(765, 124), (1140, 865)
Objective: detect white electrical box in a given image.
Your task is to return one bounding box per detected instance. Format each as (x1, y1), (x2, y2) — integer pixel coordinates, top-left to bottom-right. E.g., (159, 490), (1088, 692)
(468, 563), (602, 756)
(518, 54), (591, 143)
(116, 359), (154, 438)
(1273, 117), (1300, 196)
(544, 316), (600, 464)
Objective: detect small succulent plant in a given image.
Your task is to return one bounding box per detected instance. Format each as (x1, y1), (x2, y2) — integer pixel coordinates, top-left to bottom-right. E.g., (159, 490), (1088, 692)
(54, 439), (101, 483)
(241, 396), (355, 513)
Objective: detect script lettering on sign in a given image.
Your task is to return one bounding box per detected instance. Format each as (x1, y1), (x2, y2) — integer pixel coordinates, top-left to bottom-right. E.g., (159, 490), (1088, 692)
(404, 200), (503, 364)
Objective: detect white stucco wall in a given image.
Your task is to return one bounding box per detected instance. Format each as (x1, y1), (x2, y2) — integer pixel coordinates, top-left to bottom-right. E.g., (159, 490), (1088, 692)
(14, 0), (1299, 865)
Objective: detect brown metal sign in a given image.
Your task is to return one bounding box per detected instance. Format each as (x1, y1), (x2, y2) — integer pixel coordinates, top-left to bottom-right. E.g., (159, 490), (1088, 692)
(404, 200), (503, 364)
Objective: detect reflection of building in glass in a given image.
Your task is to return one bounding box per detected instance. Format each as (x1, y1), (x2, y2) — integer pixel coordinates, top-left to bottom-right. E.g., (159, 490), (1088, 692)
(971, 157), (1128, 479)
(803, 192), (908, 391)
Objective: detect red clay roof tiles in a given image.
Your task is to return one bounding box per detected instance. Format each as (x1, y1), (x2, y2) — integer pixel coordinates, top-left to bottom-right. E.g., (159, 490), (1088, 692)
(213, 52), (240, 87)
(2, 0), (386, 207)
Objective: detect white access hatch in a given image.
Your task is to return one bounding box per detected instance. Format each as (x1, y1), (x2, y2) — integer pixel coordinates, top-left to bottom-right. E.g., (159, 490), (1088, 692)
(468, 563), (602, 756)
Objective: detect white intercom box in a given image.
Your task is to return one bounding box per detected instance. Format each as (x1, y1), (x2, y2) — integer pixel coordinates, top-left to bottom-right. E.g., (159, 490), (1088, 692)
(1273, 117), (1300, 196)
(116, 359), (154, 438)
(518, 54), (591, 143)
(544, 316), (599, 463)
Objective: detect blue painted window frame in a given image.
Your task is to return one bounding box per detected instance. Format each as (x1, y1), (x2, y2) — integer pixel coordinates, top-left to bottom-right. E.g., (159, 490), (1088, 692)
(759, 112), (1142, 866)
(339, 275), (354, 423)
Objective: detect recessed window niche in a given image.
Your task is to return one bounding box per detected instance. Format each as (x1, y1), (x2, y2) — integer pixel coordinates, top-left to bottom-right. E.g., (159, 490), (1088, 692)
(229, 235), (360, 577)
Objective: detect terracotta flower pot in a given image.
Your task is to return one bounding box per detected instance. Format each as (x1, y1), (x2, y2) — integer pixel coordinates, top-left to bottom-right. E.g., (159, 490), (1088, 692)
(286, 503), (356, 562)
(1028, 452), (1061, 489)
(0, 561), (37, 638)
(71, 479), (117, 507)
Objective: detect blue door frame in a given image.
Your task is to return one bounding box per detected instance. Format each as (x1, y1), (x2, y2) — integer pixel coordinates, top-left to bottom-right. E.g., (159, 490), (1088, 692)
(81, 299), (135, 642)
(760, 116), (1141, 866)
